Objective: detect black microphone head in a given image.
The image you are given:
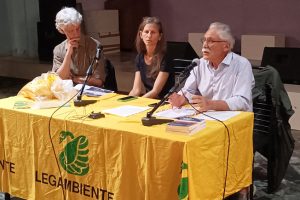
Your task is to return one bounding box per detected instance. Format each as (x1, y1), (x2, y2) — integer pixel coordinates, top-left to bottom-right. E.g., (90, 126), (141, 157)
(186, 58), (200, 71)
(191, 58), (200, 66)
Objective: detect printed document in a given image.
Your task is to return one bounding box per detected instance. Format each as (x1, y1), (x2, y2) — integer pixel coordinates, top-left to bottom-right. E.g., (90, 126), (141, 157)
(195, 111), (241, 121)
(102, 105), (150, 117)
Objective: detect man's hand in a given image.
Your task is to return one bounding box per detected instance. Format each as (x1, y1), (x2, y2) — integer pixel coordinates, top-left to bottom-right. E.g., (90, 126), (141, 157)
(190, 95), (209, 112)
(72, 75), (85, 84)
(66, 38), (79, 57)
(168, 93), (186, 108)
(190, 95), (230, 112)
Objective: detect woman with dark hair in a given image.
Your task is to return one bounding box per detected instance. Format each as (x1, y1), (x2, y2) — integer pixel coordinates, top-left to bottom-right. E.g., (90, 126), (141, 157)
(129, 17), (174, 99)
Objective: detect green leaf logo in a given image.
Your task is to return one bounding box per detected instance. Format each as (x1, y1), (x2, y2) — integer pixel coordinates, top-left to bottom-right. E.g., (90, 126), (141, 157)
(178, 162), (188, 199)
(59, 131), (89, 176)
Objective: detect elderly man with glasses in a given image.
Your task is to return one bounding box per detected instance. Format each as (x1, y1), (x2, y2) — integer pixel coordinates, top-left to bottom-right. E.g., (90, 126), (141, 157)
(169, 22), (254, 199)
(169, 22), (254, 114)
(52, 7), (106, 87)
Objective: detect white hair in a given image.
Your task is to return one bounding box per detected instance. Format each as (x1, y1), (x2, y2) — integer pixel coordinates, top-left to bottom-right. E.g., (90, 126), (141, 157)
(209, 22), (235, 50)
(55, 7), (82, 34)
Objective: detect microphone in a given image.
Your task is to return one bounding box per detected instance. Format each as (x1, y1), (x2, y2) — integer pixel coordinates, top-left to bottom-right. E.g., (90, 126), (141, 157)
(141, 58), (200, 126)
(74, 45), (103, 107)
(179, 58), (200, 76)
(95, 44), (103, 62)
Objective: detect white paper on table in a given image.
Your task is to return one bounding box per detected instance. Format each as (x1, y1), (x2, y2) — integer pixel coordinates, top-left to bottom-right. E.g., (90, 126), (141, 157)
(102, 105), (150, 117)
(194, 111), (241, 121)
(153, 108), (197, 119)
(31, 100), (70, 109)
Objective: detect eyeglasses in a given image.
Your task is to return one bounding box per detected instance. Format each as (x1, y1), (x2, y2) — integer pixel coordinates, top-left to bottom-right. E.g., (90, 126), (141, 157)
(201, 37), (227, 46)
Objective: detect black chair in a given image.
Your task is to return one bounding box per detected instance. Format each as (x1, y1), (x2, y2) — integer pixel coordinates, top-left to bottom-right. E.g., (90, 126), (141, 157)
(252, 79), (275, 195)
(253, 83), (274, 151)
(252, 66), (295, 193)
(103, 59), (118, 92)
(165, 41), (199, 75)
(172, 59), (193, 76)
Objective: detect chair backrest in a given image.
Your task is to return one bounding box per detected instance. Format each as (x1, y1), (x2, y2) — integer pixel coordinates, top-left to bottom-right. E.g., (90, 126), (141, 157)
(172, 59), (193, 76)
(252, 83), (274, 151)
(252, 69), (277, 192)
(103, 59), (118, 92)
(261, 47), (300, 84)
(165, 41), (199, 75)
(252, 67), (275, 152)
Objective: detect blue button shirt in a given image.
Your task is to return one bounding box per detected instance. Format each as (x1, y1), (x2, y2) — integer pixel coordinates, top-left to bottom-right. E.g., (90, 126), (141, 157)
(181, 52), (255, 111)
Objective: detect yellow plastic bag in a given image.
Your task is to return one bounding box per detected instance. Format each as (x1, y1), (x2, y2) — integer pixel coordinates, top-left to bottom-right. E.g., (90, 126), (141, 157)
(18, 72), (60, 101)
(51, 79), (77, 101)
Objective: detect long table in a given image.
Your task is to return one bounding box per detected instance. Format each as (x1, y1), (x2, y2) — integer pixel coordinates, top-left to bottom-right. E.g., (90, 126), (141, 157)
(0, 94), (253, 200)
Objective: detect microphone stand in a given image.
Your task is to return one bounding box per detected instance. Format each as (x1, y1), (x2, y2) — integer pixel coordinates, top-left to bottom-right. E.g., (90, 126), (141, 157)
(141, 65), (193, 126)
(74, 57), (98, 107)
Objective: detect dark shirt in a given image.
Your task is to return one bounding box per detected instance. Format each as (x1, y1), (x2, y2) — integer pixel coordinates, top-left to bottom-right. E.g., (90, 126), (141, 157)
(135, 54), (174, 99)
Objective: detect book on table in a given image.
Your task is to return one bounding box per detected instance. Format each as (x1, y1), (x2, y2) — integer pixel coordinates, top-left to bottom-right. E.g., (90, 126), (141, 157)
(166, 117), (206, 135)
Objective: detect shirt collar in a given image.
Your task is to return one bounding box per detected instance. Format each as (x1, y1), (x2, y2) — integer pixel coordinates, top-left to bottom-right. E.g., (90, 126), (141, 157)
(206, 51), (233, 70)
(221, 51), (233, 66)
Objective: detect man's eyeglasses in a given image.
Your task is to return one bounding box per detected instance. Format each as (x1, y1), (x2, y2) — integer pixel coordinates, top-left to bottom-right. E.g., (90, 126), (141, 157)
(201, 37), (227, 45)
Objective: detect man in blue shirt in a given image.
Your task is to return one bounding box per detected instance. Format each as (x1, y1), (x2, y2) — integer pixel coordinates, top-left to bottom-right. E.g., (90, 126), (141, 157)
(169, 22), (254, 113)
(169, 22), (254, 200)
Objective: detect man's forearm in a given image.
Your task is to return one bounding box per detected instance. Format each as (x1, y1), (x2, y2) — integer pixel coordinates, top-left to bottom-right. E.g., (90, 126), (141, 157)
(207, 100), (230, 111)
(57, 56), (72, 79)
(87, 77), (103, 87)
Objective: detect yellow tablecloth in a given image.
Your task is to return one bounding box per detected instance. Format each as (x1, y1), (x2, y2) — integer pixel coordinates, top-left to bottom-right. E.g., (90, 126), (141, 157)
(0, 94), (253, 200)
